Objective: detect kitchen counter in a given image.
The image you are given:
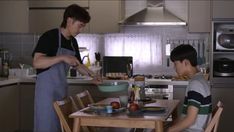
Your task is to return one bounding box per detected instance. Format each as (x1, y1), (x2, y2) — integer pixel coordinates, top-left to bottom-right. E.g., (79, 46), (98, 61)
(0, 77), (189, 87)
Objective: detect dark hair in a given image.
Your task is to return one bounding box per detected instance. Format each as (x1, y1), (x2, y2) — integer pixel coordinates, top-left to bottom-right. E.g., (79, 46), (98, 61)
(61, 4), (90, 28)
(170, 44), (197, 66)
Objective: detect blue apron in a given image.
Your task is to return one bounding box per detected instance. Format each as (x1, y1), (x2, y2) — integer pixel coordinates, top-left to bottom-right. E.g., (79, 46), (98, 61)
(34, 29), (75, 132)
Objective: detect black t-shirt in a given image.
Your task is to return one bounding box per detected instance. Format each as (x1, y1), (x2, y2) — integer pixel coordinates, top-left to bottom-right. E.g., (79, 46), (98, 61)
(32, 28), (82, 74)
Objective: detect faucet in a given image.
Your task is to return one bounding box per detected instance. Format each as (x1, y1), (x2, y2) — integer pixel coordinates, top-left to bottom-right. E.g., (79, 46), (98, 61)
(82, 55), (91, 67)
(82, 55), (89, 63)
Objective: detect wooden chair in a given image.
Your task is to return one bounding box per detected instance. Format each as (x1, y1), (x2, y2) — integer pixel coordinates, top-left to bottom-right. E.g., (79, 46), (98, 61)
(75, 90), (96, 132)
(205, 101), (224, 132)
(75, 90), (95, 109)
(69, 95), (79, 111)
(53, 98), (73, 132)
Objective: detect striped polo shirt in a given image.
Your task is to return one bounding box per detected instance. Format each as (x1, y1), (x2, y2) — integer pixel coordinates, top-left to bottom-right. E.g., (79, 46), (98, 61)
(182, 72), (212, 132)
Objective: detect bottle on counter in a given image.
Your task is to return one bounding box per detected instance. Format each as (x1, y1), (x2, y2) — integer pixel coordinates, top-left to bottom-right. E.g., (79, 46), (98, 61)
(134, 75), (145, 100)
(85, 54), (91, 68)
(70, 67), (77, 77)
(2, 62), (9, 77)
(0, 58), (2, 76)
(130, 89), (135, 103)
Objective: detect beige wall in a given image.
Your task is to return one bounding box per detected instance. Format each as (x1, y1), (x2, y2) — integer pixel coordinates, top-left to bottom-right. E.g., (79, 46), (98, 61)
(0, 1), (29, 33)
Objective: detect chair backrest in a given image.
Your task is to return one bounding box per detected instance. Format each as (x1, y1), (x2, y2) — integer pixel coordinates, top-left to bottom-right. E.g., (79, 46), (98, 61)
(53, 98), (73, 132)
(205, 101), (223, 132)
(69, 95), (79, 111)
(76, 90), (94, 109)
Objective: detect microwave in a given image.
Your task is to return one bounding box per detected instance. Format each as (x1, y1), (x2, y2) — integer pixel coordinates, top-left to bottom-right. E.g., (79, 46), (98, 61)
(215, 25), (234, 51)
(103, 56), (133, 77)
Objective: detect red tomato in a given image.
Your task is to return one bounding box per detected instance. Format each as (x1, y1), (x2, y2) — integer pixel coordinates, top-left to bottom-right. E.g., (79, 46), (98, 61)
(110, 101), (120, 109)
(128, 103), (139, 112)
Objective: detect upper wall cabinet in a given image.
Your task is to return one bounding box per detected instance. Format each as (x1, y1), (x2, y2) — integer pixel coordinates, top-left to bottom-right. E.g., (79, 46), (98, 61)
(188, 0), (211, 33)
(29, 0), (124, 34)
(0, 1), (29, 33)
(212, 1), (234, 19)
(165, 0), (210, 33)
(29, 0), (89, 34)
(89, 0), (124, 33)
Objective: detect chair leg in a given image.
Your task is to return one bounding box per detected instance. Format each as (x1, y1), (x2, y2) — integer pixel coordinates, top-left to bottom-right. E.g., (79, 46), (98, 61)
(60, 120), (64, 132)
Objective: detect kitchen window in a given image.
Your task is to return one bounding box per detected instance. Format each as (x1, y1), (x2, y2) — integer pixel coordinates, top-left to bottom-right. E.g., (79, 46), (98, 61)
(104, 33), (162, 74)
(75, 34), (103, 64)
(76, 33), (163, 74)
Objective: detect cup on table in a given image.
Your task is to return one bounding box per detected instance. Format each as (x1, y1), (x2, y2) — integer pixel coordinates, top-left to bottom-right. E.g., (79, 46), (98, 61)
(106, 105), (113, 113)
(119, 95), (128, 108)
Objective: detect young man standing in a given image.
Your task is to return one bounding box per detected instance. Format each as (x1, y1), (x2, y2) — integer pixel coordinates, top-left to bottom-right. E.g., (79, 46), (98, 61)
(168, 44), (212, 132)
(32, 4), (101, 132)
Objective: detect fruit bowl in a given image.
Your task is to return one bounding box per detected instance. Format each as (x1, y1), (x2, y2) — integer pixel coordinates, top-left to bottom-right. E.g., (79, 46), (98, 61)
(97, 82), (129, 92)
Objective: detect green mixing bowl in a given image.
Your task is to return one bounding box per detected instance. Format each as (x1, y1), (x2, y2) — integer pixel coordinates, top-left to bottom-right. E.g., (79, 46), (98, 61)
(98, 82), (129, 92)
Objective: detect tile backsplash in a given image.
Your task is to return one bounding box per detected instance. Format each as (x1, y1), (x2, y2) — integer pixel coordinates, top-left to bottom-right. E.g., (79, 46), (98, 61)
(0, 32), (39, 68)
(0, 26), (209, 75)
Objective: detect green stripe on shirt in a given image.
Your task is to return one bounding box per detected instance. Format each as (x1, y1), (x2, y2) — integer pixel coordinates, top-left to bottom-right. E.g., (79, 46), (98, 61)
(183, 100), (212, 114)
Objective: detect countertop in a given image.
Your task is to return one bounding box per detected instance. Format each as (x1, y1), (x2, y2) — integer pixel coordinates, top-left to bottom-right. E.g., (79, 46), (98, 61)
(0, 76), (189, 87)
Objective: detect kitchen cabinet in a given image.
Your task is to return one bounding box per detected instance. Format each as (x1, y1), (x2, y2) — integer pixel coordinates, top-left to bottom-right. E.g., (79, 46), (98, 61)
(19, 83), (35, 132)
(188, 0), (211, 33)
(0, 1), (29, 33)
(0, 84), (20, 132)
(173, 85), (186, 115)
(89, 0), (124, 33)
(212, 1), (234, 19)
(29, 0), (124, 33)
(211, 87), (234, 132)
(165, 0), (211, 33)
(29, 0), (89, 34)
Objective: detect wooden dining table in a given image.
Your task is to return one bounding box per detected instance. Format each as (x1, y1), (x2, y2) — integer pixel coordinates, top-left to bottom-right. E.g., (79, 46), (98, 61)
(69, 98), (180, 132)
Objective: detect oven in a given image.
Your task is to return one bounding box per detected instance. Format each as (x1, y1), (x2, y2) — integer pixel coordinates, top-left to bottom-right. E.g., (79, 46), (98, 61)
(213, 57), (234, 77)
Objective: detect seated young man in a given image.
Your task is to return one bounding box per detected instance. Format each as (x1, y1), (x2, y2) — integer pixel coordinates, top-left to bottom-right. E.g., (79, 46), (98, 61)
(167, 44), (212, 132)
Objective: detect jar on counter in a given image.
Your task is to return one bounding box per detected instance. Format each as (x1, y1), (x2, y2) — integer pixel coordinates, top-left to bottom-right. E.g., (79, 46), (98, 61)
(70, 67), (77, 77)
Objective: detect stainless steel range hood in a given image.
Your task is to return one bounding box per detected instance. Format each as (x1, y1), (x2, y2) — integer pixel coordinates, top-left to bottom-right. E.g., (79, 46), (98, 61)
(119, 7), (186, 26)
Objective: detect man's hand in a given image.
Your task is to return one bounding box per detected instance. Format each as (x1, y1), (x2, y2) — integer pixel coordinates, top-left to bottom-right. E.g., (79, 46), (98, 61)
(91, 75), (103, 85)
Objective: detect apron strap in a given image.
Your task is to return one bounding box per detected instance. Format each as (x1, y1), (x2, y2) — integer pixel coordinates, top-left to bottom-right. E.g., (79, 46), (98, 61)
(58, 28), (76, 52)
(58, 28), (62, 49)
